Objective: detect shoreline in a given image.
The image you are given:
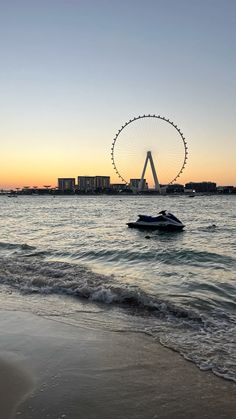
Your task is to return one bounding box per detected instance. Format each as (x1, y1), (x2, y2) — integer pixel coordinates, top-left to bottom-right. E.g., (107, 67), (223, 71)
(0, 309), (235, 419)
(0, 356), (34, 419)
(1, 192), (236, 196)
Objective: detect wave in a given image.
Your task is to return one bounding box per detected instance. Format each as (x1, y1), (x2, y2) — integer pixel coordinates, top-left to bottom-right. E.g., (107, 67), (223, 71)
(0, 253), (235, 382)
(0, 255), (201, 320)
(0, 241), (36, 251)
(1, 240), (235, 273)
(69, 247), (236, 271)
(0, 253), (235, 327)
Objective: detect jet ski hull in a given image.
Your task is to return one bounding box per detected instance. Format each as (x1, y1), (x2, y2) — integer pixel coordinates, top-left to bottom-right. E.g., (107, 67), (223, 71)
(127, 222), (185, 231)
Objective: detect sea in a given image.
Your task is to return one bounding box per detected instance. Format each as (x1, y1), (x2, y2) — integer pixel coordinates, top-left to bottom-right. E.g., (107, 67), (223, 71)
(0, 194), (235, 382)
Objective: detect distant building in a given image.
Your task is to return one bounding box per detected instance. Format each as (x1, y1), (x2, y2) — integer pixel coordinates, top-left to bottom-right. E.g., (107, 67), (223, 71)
(129, 179), (148, 190)
(110, 183), (127, 192)
(185, 182), (216, 193)
(95, 176), (110, 190)
(166, 183), (184, 194)
(77, 176), (96, 192)
(217, 186), (235, 194)
(77, 176), (110, 192)
(58, 178), (75, 192)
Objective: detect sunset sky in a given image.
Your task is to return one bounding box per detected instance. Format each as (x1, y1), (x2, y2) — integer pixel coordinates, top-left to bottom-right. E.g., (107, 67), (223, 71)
(1, 0), (236, 188)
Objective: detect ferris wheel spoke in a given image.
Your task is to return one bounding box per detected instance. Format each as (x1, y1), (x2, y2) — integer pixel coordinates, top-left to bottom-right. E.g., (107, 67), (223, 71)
(111, 114), (188, 189)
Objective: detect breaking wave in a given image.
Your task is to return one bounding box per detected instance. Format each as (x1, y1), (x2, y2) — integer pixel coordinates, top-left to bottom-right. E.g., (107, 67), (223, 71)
(0, 252), (235, 383)
(0, 254), (202, 320)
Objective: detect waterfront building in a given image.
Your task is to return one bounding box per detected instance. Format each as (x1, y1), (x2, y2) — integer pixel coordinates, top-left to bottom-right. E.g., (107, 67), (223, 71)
(217, 186), (235, 194)
(166, 183), (184, 193)
(77, 176), (96, 192)
(110, 183), (127, 192)
(185, 182), (217, 193)
(77, 176), (110, 192)
(129, 179), (148, 190)
(95, 176), (110, 190)
(58, 178), (75, 192)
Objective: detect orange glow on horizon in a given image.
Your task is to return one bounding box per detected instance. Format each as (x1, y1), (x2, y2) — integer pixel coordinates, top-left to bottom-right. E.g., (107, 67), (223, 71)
(1, 144), (235, 189)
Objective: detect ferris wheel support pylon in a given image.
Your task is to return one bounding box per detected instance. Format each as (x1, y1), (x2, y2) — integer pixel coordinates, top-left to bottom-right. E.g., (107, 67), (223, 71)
(138, 151), (161, 193)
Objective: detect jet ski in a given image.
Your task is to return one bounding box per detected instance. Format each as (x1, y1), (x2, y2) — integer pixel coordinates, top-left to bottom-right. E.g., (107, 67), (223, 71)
(127, 210), (185, 231)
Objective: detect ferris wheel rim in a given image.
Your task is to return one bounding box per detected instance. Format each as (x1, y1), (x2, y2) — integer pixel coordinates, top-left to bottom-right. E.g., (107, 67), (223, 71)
(111, 114), (188, 186)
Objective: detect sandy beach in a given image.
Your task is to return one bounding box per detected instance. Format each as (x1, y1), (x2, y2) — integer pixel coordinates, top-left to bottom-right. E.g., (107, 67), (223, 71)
(0, 356), (33, 419)
(0, 309), (235, 419)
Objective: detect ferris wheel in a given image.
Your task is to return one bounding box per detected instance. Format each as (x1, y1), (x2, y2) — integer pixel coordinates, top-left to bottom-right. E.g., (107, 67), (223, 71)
(111, 114), (188, 192)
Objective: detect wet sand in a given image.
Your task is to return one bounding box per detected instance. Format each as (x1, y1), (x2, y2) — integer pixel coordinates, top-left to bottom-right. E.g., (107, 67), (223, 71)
(0, 310), (235, 419)
(0, 357), (33, 419)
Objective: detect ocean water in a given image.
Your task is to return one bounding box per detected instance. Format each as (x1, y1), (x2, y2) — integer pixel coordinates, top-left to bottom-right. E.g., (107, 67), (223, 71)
(0, 195), (235, 381)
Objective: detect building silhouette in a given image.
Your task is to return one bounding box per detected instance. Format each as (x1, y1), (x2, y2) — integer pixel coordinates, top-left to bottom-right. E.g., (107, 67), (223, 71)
(77, 176), (110, 192)
(77, 176), (96, 192)
(129, 179), (148, 190)
(185, 182), (216, 193)
(94, 176), (110, 190)
(58, 178), (75, 192)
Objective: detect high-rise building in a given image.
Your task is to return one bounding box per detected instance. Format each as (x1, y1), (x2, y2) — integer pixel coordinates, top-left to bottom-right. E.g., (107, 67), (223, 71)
(95, 176), (110, 190)
(77, 176), (110, 191)
(77, 176), (96, 192)
(58, 178), (75, 191)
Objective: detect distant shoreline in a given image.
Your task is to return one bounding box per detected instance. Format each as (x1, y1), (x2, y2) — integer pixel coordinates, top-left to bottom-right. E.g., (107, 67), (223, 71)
(1, 191), (236, 196)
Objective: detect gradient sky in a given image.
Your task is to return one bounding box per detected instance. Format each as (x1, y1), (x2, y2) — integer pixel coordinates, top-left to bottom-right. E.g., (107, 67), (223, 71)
(0, 0), (236, 188)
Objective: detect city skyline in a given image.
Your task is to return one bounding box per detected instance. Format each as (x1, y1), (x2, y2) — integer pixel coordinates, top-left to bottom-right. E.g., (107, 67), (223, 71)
(1, 0), (236, 188)
(2, 174), (235, 192)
